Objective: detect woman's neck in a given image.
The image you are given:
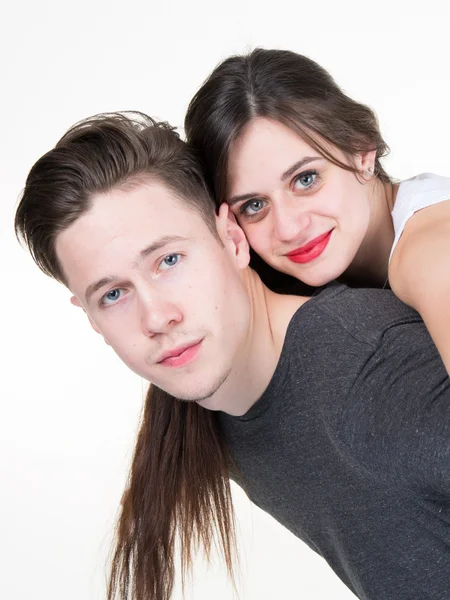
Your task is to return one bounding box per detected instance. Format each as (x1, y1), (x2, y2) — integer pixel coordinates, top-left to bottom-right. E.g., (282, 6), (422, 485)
(342, 178), (398, 288)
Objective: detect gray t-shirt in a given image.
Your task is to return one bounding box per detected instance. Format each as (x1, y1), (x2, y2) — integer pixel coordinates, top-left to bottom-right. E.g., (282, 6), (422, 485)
(218, 283), (450, 600)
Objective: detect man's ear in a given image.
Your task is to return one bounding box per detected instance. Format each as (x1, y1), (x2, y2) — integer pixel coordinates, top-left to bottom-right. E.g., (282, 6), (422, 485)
(216, 202), (250, 268)
(70, 295), (82, 308)
(70, 295), (107, 341)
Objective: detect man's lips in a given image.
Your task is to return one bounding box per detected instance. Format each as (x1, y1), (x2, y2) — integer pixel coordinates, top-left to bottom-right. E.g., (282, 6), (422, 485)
(157, 340), (203, 367)
(285, 230), (333, 264)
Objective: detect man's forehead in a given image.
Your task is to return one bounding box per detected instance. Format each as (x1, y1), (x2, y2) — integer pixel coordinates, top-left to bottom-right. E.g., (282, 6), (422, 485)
(95, 181), (192, 219)
(59, 182), (202, 245)
(55, 182), (215, 294)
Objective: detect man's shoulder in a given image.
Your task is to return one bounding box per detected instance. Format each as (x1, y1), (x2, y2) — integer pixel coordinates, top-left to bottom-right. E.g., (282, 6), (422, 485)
(324, 284), (450, 490)
(283, 282), (427, 380)
(306, 282), (422, 345)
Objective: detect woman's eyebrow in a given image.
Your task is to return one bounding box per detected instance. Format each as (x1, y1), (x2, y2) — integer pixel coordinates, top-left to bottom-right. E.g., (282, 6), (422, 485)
(228, 156), (322, 205)
(281, 156), (321, 182)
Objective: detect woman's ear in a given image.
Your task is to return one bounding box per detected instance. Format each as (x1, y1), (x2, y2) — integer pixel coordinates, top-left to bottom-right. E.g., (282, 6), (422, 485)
(356, 149), (377, 178)
(216, 203), (250, 268)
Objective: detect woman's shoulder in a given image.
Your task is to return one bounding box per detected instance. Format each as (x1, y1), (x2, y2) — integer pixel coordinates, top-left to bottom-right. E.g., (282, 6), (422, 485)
(394, 172), (450, 212)
(390, 172), (450, 258)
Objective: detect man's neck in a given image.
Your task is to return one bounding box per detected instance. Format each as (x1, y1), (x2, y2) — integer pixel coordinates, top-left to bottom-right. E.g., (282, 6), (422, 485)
(197, 269), (309, 416)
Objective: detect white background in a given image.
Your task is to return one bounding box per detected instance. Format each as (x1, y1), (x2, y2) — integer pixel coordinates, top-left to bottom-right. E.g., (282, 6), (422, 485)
(2, 1), (450, 599)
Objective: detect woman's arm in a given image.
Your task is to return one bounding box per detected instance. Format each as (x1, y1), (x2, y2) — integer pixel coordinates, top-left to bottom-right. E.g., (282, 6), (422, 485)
(389, 198), (450, 375)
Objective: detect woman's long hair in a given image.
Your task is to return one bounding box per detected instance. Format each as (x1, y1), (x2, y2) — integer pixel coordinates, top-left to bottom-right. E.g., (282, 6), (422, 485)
(108, 385), (236, 600)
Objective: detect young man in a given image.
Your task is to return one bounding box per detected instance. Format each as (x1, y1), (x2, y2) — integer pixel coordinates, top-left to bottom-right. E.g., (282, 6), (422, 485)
(15, 113), (450, 600)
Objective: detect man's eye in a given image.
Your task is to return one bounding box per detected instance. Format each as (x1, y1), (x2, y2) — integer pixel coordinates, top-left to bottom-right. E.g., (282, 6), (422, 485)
(159, 253), (181, 270)
(240, 199), (267, 216)
(101, 288), (124, 306)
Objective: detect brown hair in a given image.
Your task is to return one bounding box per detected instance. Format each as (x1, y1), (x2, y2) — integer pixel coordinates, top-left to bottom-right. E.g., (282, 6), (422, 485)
(14, 112), (237, 599)
(185, 47), (391, 208)
(109, 386), (236, 600)
(15, 112), (219, 285)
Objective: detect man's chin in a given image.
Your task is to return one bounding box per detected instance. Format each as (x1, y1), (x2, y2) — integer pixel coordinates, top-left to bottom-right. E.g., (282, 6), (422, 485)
(163, 370), (231, 407)
(170, 386), (220, 404)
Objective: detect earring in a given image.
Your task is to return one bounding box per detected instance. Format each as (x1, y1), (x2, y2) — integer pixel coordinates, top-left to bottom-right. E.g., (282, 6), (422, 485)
(365, 166), (374, 176)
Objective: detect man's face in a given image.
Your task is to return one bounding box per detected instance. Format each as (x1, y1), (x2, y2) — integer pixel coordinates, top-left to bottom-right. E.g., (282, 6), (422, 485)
(55, 181), (251, 402)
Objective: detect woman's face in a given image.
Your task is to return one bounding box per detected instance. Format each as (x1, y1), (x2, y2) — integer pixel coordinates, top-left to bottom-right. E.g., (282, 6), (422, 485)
(227, 118), (375, 286)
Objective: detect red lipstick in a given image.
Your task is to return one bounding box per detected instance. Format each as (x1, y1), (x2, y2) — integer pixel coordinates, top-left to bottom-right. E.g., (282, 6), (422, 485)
(285, 230), (332, 264)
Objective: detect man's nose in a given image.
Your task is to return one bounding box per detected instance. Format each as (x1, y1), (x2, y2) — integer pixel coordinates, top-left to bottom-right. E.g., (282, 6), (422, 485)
(139, 289), (183, 336)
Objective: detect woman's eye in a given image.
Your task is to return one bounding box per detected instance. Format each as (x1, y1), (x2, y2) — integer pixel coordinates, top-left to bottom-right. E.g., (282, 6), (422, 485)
(101, 288), (124, 306)
(293, 170), (317, 190)
(240, 199), (267, 216)
(159, 253), (181, 270)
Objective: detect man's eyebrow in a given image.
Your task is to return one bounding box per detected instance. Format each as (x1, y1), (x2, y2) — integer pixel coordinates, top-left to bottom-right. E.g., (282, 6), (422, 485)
(84, 235), (189, 303)
(138, 235), (188, 261)
(227, 156), (322, 206)
(85, 276), (119, 304)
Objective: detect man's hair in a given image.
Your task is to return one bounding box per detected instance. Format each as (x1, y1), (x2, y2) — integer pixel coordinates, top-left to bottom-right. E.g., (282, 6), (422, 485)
(14, 113), (237, 599)
(15, 112), (219, 285)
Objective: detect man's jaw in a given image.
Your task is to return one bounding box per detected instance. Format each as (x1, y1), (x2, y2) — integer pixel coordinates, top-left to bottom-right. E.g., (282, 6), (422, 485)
(162, 368), (233, 409)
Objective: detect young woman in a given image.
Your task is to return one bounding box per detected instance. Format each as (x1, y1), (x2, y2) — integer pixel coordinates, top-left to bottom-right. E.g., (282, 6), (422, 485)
(185, 48), (450, 373)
